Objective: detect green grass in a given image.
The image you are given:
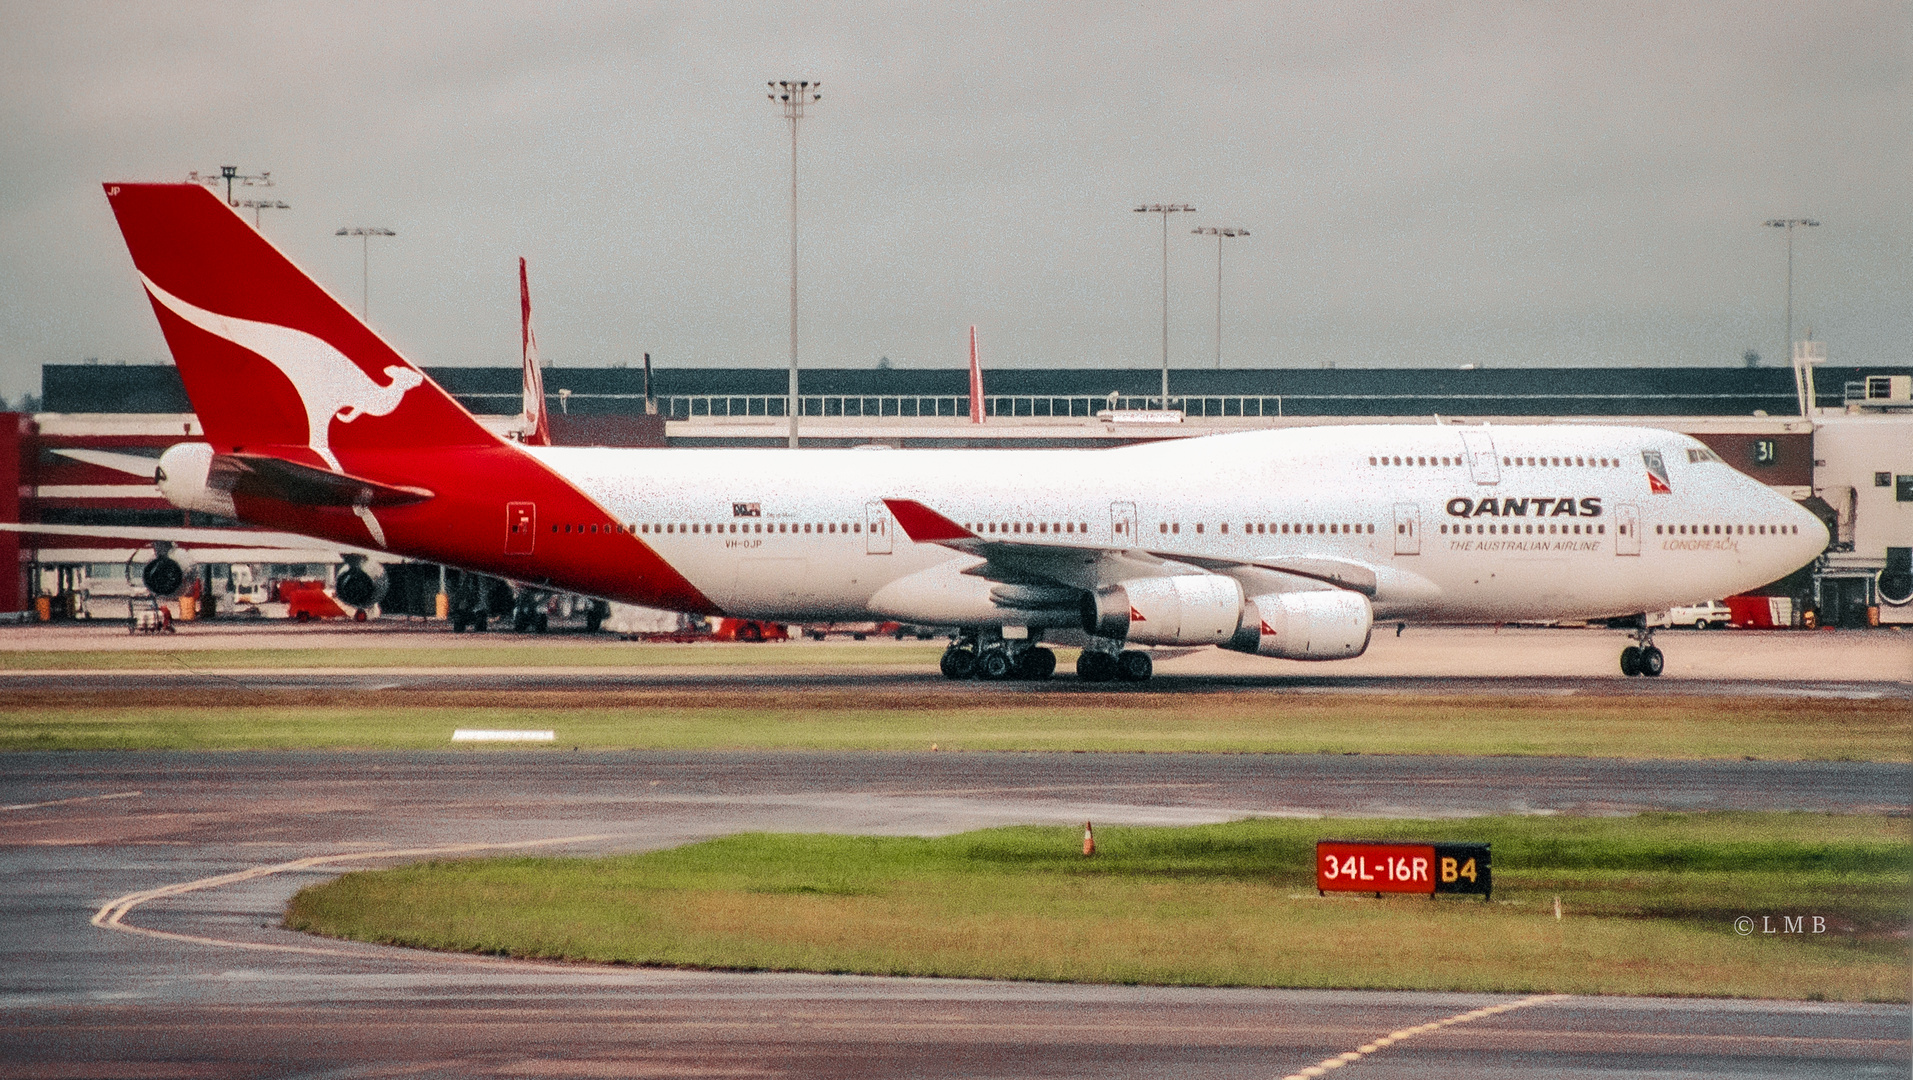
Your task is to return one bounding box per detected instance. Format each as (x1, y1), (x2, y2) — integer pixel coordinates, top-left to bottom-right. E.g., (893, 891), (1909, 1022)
(2, 692), (1905, 759)
(0, 643), (942, 671)
(286, 812), (1911, 1001)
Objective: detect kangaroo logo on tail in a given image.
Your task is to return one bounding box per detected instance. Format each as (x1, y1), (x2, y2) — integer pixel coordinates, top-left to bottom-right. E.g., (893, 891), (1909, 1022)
(141, 274), (422, 471)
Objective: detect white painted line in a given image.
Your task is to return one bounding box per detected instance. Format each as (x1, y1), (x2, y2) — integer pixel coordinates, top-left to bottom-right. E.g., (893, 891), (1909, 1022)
(1280, 993), (1567, 1078)
(452, 729), (555, 742)
(91, 833), (620, 961)
(2, 790), (142, 812)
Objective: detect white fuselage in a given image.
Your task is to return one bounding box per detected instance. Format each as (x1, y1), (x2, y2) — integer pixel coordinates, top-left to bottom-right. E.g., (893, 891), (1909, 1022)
(529, 424), (1826, 626)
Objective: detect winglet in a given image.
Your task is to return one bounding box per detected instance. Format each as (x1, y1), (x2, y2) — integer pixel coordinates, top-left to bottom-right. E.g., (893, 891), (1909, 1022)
(882, 499), (976, 544)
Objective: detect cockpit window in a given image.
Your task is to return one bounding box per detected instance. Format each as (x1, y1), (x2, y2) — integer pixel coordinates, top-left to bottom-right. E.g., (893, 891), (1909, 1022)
(1685, 447), (1723, 464)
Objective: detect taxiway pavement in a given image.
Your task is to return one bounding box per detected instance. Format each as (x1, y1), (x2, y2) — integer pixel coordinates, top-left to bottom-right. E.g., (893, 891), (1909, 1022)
(2, 750), (1906, 1077)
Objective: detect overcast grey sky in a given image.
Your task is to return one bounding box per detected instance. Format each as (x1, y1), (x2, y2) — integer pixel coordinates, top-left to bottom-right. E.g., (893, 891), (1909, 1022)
(1, 2), (1906, 402)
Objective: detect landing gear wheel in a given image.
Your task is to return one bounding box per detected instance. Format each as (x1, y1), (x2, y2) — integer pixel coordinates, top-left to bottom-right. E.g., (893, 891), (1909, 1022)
(452, 613), (468, 633)
(977, 648), (1015, 681)
(1018, 647), (1056, 681)
(940, 648), (977, 680)
(1639, 645), (1664, 677)
(1116, 650), (1153, 682)
(535, 613), (549, 633)
(1619, 646), (1641, 677)
(1076, 649), (1118, 683)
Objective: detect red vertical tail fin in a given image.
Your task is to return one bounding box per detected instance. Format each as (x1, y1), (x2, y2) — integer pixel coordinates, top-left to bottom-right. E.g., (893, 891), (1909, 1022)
(103, 183), (496, 471)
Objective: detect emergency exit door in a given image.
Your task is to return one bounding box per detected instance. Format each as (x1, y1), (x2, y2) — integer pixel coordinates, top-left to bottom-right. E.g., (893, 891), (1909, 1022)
(1461, 429), (1500, 485)
(1110, 501), (1137, 546)
(1614, 504), (1640, 556)
(505, 501), (536, 555)
(1393, 503), (1421, 555)
(864, 500), (893, 554)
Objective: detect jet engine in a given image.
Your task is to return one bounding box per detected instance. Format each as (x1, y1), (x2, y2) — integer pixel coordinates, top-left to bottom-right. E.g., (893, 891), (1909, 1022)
(1223, 590), (1373, 660)
(1081, 575), (1244, 645)
(333, 556), (389, 610)
(139, 544), (197, 599)
(154, 442), (235, 517)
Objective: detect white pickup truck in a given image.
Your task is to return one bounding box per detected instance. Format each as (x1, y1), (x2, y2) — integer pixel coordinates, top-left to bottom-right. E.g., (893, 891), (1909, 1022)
(1653, 600), (1733, 630)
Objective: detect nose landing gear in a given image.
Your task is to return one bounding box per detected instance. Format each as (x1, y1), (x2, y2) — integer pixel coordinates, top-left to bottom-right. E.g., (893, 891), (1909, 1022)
(1619, 622), (1664, 678)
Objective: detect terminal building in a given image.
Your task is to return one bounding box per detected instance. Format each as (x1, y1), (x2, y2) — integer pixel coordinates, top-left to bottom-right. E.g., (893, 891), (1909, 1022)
(5, 361), (1909, 627)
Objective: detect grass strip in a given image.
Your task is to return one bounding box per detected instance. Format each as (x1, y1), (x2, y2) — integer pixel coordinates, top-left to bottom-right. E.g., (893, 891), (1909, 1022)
(0, 643), (943, 671)
(0, 690), (1905, 760)
(286, 812), (1910, 1001)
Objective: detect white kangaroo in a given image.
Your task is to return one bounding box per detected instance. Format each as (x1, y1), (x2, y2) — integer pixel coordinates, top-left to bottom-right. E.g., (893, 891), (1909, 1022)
(142, 274), (422, 472)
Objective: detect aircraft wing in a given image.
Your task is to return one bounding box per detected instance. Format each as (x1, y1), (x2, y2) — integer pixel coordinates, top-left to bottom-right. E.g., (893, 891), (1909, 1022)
(0, 522), (382, 558)
(881, 498), (1377, 596)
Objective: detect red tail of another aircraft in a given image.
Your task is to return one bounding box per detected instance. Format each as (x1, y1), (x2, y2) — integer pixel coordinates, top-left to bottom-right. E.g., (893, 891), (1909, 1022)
(518, 256), (551, 446)
(968, 325), (984, 424)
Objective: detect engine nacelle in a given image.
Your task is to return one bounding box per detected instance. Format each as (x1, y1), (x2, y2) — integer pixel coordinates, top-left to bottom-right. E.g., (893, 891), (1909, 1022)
(140, 547), (198, 599)
(155, 442), (235, 517)
(1224, 591), (1374, 660)
(333, 557), (389, 610)
(1081, 575), (1245, 645)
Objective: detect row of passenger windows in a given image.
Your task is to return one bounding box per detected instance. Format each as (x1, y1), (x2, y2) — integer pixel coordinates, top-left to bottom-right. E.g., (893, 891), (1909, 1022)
(1372, 454), (1621, 468)
(1160, 522), (1376, 536)
(553, 521), (870, 535)
(969, 521), (1089, 535)
(1442, 522), (1605, 536)
(1658, 523), (1799, 536)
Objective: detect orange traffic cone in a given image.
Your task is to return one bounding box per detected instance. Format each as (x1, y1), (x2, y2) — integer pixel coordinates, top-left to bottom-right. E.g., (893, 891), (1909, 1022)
(1082, 821), (1095, 857)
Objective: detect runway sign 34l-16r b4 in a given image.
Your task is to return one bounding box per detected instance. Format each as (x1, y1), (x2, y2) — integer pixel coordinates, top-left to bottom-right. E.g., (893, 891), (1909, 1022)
(1316, 840), (1492, 901)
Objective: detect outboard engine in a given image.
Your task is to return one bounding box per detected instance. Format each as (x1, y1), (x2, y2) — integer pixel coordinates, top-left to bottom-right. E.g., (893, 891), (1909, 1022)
(139, 544), (197, 599)
(333, 556), (389, 610)
(1224, 591), (1374, 660)
(1081, 575), (1245, 645)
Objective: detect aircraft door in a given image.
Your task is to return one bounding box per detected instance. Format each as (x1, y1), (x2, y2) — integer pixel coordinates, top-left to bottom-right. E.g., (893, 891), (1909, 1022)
(1461, 430), (1500, 485)
(505, 501), (536, 555)
(864, 500), (893, 554)
(1110, 501), (1137, 546)
(1614, 503), (1640, 556)
(1393, 503), (1421, 555)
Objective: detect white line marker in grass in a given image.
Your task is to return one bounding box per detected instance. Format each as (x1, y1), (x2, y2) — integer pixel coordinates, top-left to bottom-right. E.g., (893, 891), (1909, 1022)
(452, 730), (555, 742)
(1280, 994), (1567, 1079)
(3, 791), (142, 812)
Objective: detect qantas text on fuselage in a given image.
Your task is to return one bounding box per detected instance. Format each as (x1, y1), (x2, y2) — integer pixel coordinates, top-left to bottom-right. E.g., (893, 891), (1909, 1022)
(105, 182), (1827, 682)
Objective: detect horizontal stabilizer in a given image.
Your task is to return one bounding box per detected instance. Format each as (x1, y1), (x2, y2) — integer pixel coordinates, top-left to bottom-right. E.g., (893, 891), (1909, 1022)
(214, 453), (434, 508)
(49, 448), (163, 478)
(0, 521), (379, 556)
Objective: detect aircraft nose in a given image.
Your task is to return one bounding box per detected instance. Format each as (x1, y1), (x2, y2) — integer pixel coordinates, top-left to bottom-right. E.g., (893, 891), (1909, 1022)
(1788, 499), (1830, 568)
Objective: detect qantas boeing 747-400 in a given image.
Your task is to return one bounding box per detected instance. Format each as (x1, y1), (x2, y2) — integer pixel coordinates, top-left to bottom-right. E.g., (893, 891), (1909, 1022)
(90, 182), (1826, 681)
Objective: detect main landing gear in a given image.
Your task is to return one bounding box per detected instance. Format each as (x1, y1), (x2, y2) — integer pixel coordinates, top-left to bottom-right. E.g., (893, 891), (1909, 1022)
(940, 630), (1057, 682)
(1619, 621), (1665, 678)
(1074, 641), (1153, 683)
(939, 632), (1155, 684)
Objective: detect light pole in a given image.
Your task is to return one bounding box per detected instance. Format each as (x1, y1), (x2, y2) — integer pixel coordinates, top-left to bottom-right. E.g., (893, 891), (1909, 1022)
(1135, 204), (1195, 407)
(769, 79), (821, 448)
(335, 227), (396, 321)
(236, 198), (290, 231)
(1192, 226), (1248, 370)
(1763, 218), (1819, 365)
(188, 167), (273, 206)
